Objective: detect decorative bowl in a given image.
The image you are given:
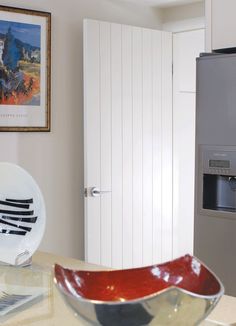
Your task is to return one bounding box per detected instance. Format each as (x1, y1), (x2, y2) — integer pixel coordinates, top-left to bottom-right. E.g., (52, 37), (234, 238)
(54, 255), (224, 326)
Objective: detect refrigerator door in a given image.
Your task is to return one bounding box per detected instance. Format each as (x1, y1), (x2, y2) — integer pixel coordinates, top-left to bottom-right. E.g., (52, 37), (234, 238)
(194, 54), (236, 296)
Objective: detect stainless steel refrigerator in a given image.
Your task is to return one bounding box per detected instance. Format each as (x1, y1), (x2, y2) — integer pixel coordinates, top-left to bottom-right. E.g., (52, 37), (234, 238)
(194, 53), (236, 296)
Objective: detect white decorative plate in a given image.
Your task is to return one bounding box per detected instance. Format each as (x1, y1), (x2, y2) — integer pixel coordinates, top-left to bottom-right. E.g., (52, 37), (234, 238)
(0, 163), (46, 265)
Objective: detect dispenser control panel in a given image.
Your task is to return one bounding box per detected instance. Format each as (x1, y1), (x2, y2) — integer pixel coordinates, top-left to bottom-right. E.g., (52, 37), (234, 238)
(209, 159), (230, 168)
(201, 145), (236, 176)
(208, 159), (230, 174)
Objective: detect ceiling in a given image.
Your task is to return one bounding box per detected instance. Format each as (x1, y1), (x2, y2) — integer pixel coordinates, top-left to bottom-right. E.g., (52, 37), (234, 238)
(117, 0), (203, 8)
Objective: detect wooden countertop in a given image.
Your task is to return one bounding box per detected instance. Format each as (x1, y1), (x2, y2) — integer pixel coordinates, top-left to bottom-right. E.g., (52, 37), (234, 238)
(0, 251), (235, 325)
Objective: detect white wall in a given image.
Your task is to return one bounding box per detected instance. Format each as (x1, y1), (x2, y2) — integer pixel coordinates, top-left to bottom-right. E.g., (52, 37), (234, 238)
(162, 1), (204, 31)
(162, 1), (204, 23)
(0, 0), (162, 260)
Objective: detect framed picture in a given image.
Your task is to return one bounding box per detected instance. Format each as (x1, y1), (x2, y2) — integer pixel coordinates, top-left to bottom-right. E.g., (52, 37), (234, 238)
(0, 6), (51, 131)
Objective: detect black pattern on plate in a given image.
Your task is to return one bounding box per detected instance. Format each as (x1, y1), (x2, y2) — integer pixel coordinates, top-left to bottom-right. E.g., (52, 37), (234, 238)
(1, 215), (37, 223)
(0, 200), (30, 209)
(0, 219), (32, 232)
(0, 198), (35, 236)
(0, 209), (34, 216)
(5, 198), (33, 204)
(0, 229), (26, 236)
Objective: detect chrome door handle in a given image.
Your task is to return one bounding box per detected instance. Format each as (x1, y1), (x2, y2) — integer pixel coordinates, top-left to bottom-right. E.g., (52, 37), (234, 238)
(90, 187), (111, 197)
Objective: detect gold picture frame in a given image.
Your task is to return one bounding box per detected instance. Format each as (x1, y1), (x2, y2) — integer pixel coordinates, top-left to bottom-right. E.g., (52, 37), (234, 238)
(0, 6), (51, 131)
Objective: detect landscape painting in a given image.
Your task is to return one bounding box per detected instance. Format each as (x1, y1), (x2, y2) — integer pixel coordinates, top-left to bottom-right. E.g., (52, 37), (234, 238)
(0, 6), (51, 131)
(0, 20), (41, 106)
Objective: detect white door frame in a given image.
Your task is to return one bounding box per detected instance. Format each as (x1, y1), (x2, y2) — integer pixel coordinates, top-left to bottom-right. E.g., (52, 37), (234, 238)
(165, 17), (205, 258)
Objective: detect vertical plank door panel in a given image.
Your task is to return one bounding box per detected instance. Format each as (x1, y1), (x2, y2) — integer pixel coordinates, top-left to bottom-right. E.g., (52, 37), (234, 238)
(84, 20), (101, 264)
(152, 30), (163, 264)
(161, 31), (173, 262)
(84, 19), (173, 268)
(132, 27), (143, 268)
(122, 25), (133, 269)
(100, 21), (112, 267)
(111, 23), (123, 269)
(142, 29), (153, 266)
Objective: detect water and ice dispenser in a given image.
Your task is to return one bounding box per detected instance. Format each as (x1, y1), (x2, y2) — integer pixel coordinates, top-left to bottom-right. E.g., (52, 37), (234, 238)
(200, 145), (236, 215)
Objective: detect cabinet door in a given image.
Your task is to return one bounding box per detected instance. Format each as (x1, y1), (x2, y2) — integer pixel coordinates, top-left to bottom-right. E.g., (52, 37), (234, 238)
(206, 0), (236, 50)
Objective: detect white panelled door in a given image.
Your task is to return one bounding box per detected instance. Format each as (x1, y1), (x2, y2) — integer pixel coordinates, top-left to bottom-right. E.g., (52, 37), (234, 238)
(84, 19), (172, 269)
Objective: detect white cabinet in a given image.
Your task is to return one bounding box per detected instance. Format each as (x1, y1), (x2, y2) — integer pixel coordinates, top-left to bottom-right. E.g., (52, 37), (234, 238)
(206, 0), (236, 50)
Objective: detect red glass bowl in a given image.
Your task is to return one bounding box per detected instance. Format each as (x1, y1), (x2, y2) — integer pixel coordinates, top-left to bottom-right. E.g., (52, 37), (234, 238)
(54, 255), (224, 326)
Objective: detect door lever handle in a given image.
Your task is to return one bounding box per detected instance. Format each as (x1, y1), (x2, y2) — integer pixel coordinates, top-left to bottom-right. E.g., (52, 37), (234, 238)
(90, 187), (111, 197)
